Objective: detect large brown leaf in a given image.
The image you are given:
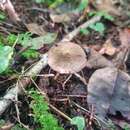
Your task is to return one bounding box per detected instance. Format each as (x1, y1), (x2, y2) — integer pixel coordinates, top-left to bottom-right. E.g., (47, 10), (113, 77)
(84, 47), (114, 69)
(87, 67), (130, 121)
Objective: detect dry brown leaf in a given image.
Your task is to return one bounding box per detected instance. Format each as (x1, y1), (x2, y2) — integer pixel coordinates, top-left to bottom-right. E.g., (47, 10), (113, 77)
(88, 44), (102, 51)
(26, 23), (46, 36)
(99, 39), (117, 56)
(119, 29), (130, 48)
(87, 67), (130, 122)
(50, 13), (73, 23)
(0, 122), (14, 130)
(112, 29), (130, 67)
(84, 46), (114, 69)
(95, 0), (120, 16)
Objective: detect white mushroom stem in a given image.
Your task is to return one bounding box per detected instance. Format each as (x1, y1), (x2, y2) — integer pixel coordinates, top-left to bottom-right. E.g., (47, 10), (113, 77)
(0, 15), (101, 115)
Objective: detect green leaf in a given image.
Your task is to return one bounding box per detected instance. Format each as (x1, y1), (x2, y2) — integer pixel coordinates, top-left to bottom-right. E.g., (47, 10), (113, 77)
(71, 116), (85, 130)
(77, 0), (88, 12)
(7, 34), (17, 46)
(34, 0), (45, 4)
(21, 33), (57, 49)
(0, 120), (5, 127)
(21, 49), (39, 59)
(88, 11), (114, 21)
(103, 13), (114, 21)
(49, 0), (64, 8)
(80, 28), (89, 35)
(0, 46), (13, 73)
(0, 11), (6, 21)
(89, 22), (105, 34)
(97, 11), (114, 21)
(12, 124), (27, 130)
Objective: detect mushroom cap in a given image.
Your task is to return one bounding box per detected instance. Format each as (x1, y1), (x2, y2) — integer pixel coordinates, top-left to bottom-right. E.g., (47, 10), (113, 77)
(48, 42), (87, 74)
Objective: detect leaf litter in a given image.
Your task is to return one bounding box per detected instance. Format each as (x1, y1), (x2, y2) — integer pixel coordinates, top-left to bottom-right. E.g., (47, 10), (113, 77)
(0, 0), (130, 130)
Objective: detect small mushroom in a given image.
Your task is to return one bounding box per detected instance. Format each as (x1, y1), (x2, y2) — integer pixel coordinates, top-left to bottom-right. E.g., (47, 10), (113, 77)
(48, 42), (87, 74)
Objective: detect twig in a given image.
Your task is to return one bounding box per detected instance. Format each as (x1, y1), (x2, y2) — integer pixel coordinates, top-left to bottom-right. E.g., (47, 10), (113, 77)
(0, 54), (48, 115)
(62, 74), (72, 89)
(74, 73), (87, 85)
(71, 101), (108, 126)
(0, 122), (14, 130)
(49, 104), (72, 121)
(61, 15), (101, 42)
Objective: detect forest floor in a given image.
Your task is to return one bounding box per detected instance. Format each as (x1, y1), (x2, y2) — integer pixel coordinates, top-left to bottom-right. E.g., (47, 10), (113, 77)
(0, 0), (130, 130)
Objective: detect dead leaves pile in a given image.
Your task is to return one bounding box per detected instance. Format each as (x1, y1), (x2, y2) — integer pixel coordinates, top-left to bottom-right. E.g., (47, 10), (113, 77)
(26, 20), (130, 128)
(86, 29), (130, 128)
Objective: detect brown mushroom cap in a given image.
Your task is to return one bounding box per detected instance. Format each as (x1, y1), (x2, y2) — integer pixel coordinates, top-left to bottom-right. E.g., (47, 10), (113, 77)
(48, 42), (87, 74)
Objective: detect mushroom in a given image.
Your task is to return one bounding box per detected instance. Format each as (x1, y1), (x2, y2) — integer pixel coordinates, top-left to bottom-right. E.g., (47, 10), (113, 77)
(48, 42), (87, 74)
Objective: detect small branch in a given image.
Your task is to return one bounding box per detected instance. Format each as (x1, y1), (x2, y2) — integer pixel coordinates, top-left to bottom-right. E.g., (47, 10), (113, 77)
(0, 54), (48, 115)
(49, 104), (72, 121)
(61, 15), (101, 42)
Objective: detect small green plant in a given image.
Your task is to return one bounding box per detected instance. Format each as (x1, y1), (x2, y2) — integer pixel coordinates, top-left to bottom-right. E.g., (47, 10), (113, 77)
(89, 22), (105, 34)
(71, 116), (85, 130)
(0, 11), (6, 21)
(89, 11), (114, 21)
(124, 123), (130, 130)
(7, 34), (18, 46)
(29, 90), (64, 130)
(33, 0), (63, 7)
(0, 119), (6, 127)
(7, 32), (32, 46)
(76, 0), (88, 12)
(80, 11), (114, 35)
(34, 0), (88, 10)
(21, 49), (39, 59)
(34, 0), (45, 3)
(0, 45), (13, 73)
(12, 124), (27, 130)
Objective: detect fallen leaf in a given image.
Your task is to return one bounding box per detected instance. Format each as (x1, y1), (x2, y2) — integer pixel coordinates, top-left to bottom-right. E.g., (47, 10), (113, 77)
(87, 67), (130, 122)
(84, 46), (114, 69)
(95, 0), (120, 16)
(50, 13), (74, 23)
(21, 33), (57, 50)
(112, 118), (130, 129)
(119, 29), (130, 48)
(88, 44), (102, 51)
(26, 23), (46, 36)
(0, 123), (14, 130)
(99, 39), (117, 56)
(112, 29), (130, 67)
